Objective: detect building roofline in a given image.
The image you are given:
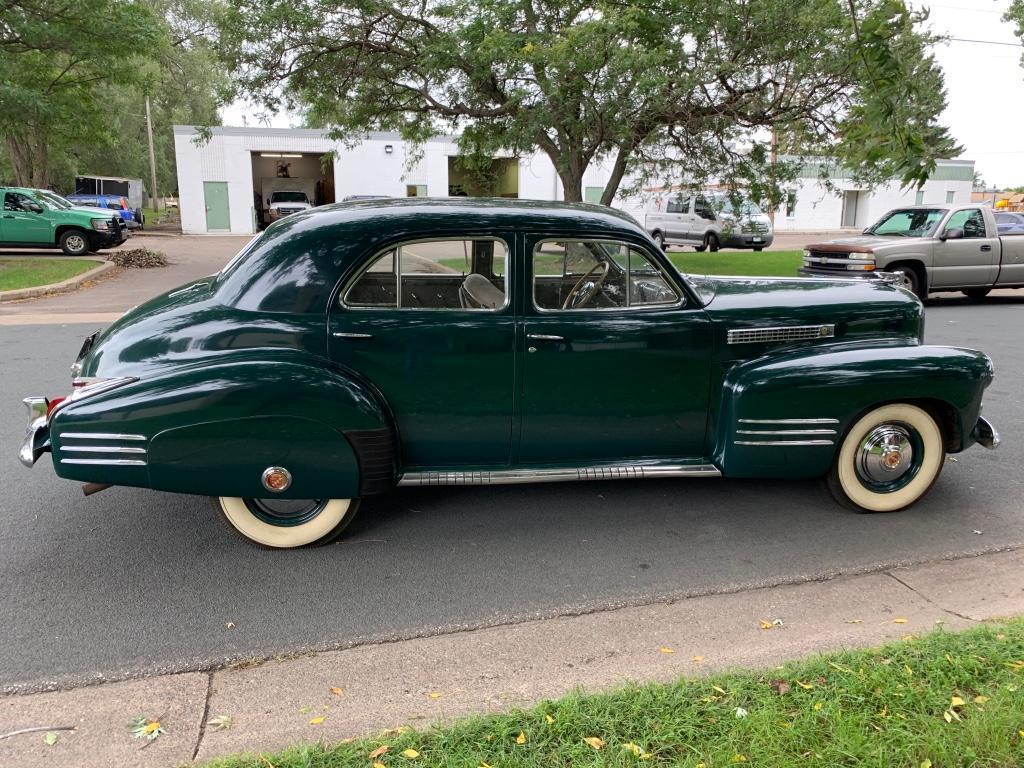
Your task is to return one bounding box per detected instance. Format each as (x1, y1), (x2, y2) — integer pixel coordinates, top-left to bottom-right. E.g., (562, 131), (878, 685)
(173, 125), (458, 142)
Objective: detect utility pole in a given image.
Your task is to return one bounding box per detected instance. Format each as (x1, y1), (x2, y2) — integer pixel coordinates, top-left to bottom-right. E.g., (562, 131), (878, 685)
(145, 95), (159, 210)
(768, 127), (777, 227)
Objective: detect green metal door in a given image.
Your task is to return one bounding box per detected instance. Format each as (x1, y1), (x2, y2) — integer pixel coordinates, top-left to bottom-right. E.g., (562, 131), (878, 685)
(203, 182), (230, 232)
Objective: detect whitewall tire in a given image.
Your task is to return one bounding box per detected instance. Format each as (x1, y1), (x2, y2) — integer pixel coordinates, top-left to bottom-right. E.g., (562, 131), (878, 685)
(212, 496), (359, 548)
(826, 403), (944, 513)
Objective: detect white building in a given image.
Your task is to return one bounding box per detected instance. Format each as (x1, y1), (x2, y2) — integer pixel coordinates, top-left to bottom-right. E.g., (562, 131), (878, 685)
(173, 125), (975, 235)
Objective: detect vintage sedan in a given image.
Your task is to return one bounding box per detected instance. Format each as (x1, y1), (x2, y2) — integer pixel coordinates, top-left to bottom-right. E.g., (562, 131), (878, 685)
(20, 199), (999, 548)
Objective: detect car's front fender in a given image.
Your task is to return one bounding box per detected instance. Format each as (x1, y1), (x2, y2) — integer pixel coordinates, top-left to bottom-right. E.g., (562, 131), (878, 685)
(713, 342), (994, 479)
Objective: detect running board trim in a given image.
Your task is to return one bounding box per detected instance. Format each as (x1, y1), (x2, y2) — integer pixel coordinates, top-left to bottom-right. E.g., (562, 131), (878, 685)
(397, 464), (720, 487)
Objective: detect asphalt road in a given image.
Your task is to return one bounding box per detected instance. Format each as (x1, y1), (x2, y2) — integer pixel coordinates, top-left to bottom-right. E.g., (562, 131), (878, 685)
(1, 294), (1022, 692)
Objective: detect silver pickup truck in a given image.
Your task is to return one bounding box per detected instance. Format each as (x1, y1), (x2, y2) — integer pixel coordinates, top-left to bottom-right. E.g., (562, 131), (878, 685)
(800, 204), (1024, 299)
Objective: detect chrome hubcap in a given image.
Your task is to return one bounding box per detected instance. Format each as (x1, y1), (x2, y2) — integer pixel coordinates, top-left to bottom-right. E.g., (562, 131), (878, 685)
(67, 235), (85, 251)
(856, 424), (914, 486)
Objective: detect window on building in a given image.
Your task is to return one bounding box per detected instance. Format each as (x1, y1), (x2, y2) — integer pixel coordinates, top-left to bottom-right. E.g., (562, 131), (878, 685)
(785, 191), (797, 218)
(915, 191), (924, 205)
(532, 240), (680, 311)
(406, 185), (428, 197)
(584, 186), (603, 204)
(945, 191), (956, 204)
(343, 239), (508, 309)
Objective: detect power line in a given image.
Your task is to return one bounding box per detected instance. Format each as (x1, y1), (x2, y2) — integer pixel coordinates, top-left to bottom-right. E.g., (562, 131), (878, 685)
(947, 36), (1022, 46)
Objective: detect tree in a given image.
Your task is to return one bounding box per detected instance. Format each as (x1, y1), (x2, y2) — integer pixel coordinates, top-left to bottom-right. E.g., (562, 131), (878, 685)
(218, 0), (959, 205)
(0, 1), (162, 188)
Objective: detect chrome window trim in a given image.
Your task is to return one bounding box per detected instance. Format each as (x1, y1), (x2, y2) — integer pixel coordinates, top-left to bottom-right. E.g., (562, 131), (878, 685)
(339, 236), (511, 312)
(530, 237), (685, 314)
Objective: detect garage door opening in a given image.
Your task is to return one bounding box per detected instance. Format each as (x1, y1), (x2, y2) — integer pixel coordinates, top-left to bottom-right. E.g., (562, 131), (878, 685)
(447, 157), (518, 198)
(251, 152), (335, 230)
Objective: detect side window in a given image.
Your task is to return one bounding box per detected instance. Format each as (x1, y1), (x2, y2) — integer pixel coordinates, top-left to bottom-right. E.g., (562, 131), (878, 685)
(533, 240), (680, 311)
(4, 192), (20, 211)
(944, 209), (986, 239)
(342, 239), (507, 310)
(667, 196), (690, 214)
(694, 197), (714, 220)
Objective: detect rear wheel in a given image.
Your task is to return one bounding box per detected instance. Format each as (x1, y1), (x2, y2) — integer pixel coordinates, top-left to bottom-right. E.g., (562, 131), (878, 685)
(963, 287), (991, 301)
(705, 233), (720, 252)
(753, 247), (763, 252)
(212, 496), (360, 548)
(653, 231), (666, 251)
(826, 403), (944, 513)
(59, 229), (91, 256)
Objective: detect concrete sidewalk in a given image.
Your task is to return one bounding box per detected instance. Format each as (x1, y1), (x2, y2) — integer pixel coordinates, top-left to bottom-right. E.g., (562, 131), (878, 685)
(2, 547), (1022, 768)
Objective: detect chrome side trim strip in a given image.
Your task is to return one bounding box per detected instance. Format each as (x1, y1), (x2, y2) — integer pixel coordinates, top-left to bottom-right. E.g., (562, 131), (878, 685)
(736, 429), (837, 436)
(60, 432), (147, 441)
(61, 445), (147, 454)
(398, 464), (721, 486)
(734, 440), (835, 447)
(59, 458), (147, 466)
(738, 418), (839, 425)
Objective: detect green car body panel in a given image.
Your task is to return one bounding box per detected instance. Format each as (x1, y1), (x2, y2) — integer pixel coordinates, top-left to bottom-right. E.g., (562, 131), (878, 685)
(23, 198), (994, 504)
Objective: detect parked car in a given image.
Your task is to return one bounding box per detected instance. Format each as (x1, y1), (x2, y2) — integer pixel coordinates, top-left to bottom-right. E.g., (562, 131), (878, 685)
(994, 211), (1024, 235)
(66, 193), (143, 230)
(646, 192), (774, 252)
(267, 190), (313, 221)
(0, 186), (127, 255)
(800, 204), (1024, 299)
(19, 199), (997, 548)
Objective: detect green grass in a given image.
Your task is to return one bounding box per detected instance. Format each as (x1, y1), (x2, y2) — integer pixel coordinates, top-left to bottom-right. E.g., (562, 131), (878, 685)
(438, 251), (803, 279)
(0, 258), (97, 292)
(203, 619), (1024, 768)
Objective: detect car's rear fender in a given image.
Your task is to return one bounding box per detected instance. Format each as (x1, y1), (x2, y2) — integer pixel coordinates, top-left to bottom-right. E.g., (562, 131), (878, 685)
(713, 342), (994, 479)
(49, 351), (396, 499)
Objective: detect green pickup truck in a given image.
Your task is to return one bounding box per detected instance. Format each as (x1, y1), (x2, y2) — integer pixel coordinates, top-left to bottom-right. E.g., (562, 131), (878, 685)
(1, 186), (128, 256)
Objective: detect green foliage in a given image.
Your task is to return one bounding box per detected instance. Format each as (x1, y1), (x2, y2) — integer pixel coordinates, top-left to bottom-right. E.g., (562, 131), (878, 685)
(201, 619), (1024, 767)
(218, 0), (959, 205)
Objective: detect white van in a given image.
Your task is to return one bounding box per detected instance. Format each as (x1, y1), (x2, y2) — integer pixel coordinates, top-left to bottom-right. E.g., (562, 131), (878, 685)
(645, 192), (774, 252)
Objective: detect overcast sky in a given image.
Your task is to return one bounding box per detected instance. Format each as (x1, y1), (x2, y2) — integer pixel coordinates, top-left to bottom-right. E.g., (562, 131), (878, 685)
(221, 1), (1024, 188)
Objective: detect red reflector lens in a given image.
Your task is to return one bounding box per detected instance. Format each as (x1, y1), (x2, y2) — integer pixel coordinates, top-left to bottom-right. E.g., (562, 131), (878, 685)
(47, 397), (65, 416)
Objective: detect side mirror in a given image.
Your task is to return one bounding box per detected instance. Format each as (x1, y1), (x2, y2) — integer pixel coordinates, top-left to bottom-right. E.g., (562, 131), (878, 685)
(940, 227), (964, 241)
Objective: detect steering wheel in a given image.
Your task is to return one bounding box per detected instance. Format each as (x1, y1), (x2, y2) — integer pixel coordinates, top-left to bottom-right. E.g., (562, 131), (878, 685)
(562, 261), (611, 310)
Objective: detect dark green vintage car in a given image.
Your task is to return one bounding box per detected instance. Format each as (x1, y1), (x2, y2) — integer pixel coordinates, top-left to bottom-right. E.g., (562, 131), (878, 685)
(20, 199), (999, 548)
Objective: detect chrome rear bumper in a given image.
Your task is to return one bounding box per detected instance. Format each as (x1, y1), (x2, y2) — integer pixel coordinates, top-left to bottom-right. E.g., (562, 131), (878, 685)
(972, 416), (1000, 450)
(18, 397), (50, 467)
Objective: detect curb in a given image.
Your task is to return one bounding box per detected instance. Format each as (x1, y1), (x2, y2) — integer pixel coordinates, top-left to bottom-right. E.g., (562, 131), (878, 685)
(0, 259), (115, 303)
(2, 546), (1023, 767)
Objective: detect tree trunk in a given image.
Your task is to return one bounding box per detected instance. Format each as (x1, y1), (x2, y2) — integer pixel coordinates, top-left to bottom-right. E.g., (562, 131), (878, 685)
(600, 145), (631, 206)
(6, 132), (50, 189)
(560, 172), (583, 203)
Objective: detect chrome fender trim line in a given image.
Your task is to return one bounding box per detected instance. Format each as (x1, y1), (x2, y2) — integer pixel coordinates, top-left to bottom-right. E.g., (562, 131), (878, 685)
(398, 463), (721, 487)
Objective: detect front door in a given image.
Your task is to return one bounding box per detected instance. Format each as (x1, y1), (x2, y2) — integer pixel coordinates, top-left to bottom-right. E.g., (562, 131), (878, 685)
(932, 207), (999, 287)
(329, 236), (515, 468)
(519, 237), (712, 465)
(841, 191), (859, 228)
(1, 191), (51, 243)
(203, 181), (230, 232)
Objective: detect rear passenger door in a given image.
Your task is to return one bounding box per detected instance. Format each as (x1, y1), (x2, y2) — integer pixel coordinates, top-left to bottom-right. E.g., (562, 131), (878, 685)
(328, 235), (516, 468)
(932, 208), (999, 287)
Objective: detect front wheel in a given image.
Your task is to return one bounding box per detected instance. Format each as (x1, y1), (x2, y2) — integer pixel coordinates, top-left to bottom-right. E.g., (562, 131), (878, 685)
(212, 496), (360, 548)
(825, 403), (944, 513)
(963, 287), (991, 301)
(653, 231), (666, 251)
(887, 266), (923, 299)
(59, 229), (91, 256)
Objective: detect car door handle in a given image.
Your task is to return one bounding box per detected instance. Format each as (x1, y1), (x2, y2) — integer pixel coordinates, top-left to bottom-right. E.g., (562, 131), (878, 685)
(526, 333), (564, 341)
(332, 332), (373, 339)
(980, 244), (992, 252)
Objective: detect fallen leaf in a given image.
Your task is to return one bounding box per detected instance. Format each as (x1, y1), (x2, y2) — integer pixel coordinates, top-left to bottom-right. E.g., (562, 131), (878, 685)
(583, 736), (605, 749)
(1006, 660), (1024, 671)
(814, 702), (823, 711)
(692, 655), (704, 663)
(309, 716), (325, 725)
(734, 707), (748, 719)
(330, 687), (343, 696)
(516, 731), (527, 745)
(893, 618), (908, 624)
(479, 763), (493, 768)
(373, 763), (386, 768)
(770, 679), (790, 695)
(950, 696), (966, 708)
(381, 726), (410, 737)
(921, 760), (933, 768)
(369, 745), (389, 759)
(658, 647), (675, 654)
(43, 731), (58, 746)
(401, 748), (420, 758)
(905, 665), (914, 676)
(796, 680), (814, 689)
(732, 755), (747, 763)
(713, 685), (727, 694)
(207, 715), (233, 732)
(846, 619), (863, 624)
(544, 714), (554, 724)
(225, 622), (235, 629)
(622, 743), (644, 755)
(759, 620), (773, 630)
(428, 692), (443, 699)
(974, 695), (989, 704)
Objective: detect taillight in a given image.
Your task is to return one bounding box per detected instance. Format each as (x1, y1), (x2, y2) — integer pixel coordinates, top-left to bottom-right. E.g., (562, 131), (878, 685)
(46, 397), (66, 417)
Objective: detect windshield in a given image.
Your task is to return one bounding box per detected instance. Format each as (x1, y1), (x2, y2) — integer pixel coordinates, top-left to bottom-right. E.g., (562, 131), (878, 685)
(866, 208), (945, 237)
(711, 196), (762, 217)
(271, 191), (309, 203)
(30, 190), (74, 210)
